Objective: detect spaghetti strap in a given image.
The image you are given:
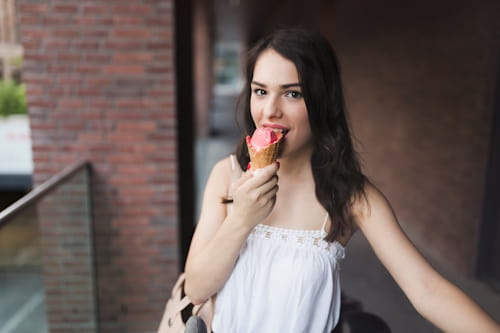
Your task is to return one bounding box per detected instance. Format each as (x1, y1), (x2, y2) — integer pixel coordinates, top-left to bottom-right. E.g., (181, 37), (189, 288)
(229, 154), (242, 182)
(227, 155), (242, 214)
(321, 212), (329, 234)
(229, 154), (237, 171)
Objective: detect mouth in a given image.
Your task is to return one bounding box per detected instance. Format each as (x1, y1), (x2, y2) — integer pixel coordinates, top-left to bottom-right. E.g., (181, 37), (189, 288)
(273, 128), (289, 137)
(263, 124), (289, 137)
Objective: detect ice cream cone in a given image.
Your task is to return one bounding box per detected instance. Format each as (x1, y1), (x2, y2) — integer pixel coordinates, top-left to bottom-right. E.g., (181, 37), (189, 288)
(246, 131), (283, 170)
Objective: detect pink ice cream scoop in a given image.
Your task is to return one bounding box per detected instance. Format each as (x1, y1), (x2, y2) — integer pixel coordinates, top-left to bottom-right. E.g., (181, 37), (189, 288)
(249, 127), (280, 152)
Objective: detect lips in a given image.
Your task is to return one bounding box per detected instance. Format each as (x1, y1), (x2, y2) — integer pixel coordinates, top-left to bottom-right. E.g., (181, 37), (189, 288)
(262, 123), (289, 137)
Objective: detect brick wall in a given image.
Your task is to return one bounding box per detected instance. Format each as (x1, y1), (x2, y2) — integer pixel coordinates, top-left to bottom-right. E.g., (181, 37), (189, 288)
(16, 0), (179, 331)
(333, 0), (500, 274)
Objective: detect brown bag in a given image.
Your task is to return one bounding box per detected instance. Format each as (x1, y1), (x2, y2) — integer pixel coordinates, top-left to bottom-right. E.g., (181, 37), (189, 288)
(158, 273), (214, 333)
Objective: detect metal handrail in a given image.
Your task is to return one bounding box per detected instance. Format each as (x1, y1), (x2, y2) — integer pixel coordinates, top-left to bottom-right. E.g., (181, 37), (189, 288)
(0, 160), (91, 227)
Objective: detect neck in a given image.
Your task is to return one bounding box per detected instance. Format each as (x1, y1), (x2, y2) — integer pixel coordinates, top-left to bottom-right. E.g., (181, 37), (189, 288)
(277, 149), (313, 180)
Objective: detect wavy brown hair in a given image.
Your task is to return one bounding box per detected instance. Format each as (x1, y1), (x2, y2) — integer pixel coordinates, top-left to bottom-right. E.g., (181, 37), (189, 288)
(234, 29), (367, 241)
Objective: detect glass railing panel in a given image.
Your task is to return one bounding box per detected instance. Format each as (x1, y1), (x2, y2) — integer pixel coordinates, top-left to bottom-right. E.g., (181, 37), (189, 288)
(0, 163), (97, 333)
(0, 205), (47, 333)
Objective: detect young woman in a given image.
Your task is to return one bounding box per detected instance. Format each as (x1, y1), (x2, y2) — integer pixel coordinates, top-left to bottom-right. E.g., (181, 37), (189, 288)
(184, 29), (499, 332)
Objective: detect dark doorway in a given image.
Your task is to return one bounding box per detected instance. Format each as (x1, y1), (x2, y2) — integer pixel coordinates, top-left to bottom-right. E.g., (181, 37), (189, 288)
(175, 0), (195, 270)
(477, 55), (500, 291)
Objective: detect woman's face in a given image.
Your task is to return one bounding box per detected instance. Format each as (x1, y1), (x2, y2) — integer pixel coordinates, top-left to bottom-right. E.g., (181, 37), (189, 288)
(250, 48), (312, 158)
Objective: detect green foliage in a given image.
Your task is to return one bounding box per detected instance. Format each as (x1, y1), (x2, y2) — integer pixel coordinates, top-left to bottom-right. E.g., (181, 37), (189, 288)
(9, 56), (22, 68)
(0, 81), (27, 117)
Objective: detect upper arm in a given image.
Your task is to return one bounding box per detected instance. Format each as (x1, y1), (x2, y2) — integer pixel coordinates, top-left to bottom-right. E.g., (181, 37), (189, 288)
(353, 182), (442, 309)
(186, 157), (232, 266)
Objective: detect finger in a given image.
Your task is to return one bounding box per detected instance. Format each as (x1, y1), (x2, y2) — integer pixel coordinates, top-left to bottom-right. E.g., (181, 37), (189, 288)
(261, 184), (278, 202)
(241, 173), (278, 199)
(229, 170), (255, 193)
(246, 163), (279, 189)
(257, 175), (278, 194)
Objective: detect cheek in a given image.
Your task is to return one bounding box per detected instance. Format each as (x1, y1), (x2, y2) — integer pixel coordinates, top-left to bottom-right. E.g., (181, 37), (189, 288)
(250, 99), (261, 122)
(294, 105), (310, 126)
(296, 108), (312, 138)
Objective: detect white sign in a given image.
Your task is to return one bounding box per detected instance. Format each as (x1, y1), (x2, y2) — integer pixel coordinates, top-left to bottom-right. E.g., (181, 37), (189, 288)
(0, 115), (33, 175)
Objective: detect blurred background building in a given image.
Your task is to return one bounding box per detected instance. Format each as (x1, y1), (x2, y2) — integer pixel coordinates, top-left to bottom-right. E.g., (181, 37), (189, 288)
(0, 0), (498, 332)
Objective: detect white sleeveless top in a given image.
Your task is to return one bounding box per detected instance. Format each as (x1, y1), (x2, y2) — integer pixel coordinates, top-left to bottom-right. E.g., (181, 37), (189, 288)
(212, 156), (345, 332)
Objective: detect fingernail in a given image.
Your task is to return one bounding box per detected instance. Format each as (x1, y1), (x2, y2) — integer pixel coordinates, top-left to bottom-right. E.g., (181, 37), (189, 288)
(276, 161), (280, 167)
(247, 162), (252, 170)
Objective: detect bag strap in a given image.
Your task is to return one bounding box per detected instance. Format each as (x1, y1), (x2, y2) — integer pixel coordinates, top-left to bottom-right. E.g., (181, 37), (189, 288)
(171, 273), (186, 295)
(175, 296), (193, 313)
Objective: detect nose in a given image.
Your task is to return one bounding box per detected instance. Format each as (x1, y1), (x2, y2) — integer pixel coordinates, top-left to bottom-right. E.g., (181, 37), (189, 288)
(262, 95), (282, 119)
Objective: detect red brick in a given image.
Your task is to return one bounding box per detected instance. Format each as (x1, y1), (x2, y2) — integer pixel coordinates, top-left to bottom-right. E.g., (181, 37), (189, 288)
(103, 112), (142, 121)
(102, 65), (144, 75)
(78, 133), (104, 144)
(111, 15), (143, 25)
(118, 165), (156, 175)
(53, 5), (79, 14)
(52, 111), (78, 120)
(19, 3), (48, 13)
(21, 28), (49, 38)
(116, 99), (152, 108)
(115, 120), (156, 131)
(145, 66), (173, 74)
(85, 53), (112, 63)
(107, 132), (146, 143)
(82, 4), (109, 14)
(112, 53), (153, 63)
(86, 77), (112, 87)
(53, 29), (81, 38)
(77, 88), (101, 97)
(57, 76), (83, 85)
(89, 99), (112, 108)
(58, 98), (83, 108)
(144, 17), (172, 26)
(83, 29), (109, 38)
(73, 17), (98, 25)
(111, 28), (152, 39)
(44, 40), (71, 50)
(75, 64), (100, 74)
(104, 40), (144, 50)
(147, 41), (171, 50)
(43, 16), (71, 25)
(112, 4), (152, 15)
(56, 53), (81, 62)
(20, 15), (40, 25)
(74, 40), (100, 50)
(27, 99), (56, 108)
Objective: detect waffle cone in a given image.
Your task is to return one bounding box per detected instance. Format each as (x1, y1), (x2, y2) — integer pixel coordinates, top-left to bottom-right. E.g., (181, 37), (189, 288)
(246, 132), (283, 170)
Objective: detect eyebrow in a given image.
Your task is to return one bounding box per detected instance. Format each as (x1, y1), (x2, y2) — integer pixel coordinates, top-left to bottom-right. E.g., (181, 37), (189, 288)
(251, 81), (301, 89)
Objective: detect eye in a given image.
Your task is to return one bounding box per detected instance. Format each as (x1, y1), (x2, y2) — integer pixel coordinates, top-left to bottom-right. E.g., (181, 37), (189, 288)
(285, 90), (302, 99)
(253, 88), (266, 96)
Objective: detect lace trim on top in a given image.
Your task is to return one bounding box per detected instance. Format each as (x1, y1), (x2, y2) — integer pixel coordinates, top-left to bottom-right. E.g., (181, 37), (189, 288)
(249, 223), (345, 258)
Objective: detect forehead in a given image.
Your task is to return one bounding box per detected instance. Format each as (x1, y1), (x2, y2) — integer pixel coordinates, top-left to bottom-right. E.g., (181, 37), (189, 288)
(252, 49), (299, 85)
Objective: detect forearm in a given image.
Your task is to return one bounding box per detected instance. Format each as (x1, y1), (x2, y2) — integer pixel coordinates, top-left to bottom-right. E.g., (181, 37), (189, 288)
(415, 277), (499, 333)
(184, 214), (252, 304)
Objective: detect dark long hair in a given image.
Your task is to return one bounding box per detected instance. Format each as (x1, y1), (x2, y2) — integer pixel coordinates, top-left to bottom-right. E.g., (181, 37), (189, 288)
(235, 29), (367, 241)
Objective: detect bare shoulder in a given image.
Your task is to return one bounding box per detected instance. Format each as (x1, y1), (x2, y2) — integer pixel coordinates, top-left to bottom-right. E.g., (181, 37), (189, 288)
(352, 180), (395, 228)
(211, 156), (233, 176)
(200, 156), (235, 201)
